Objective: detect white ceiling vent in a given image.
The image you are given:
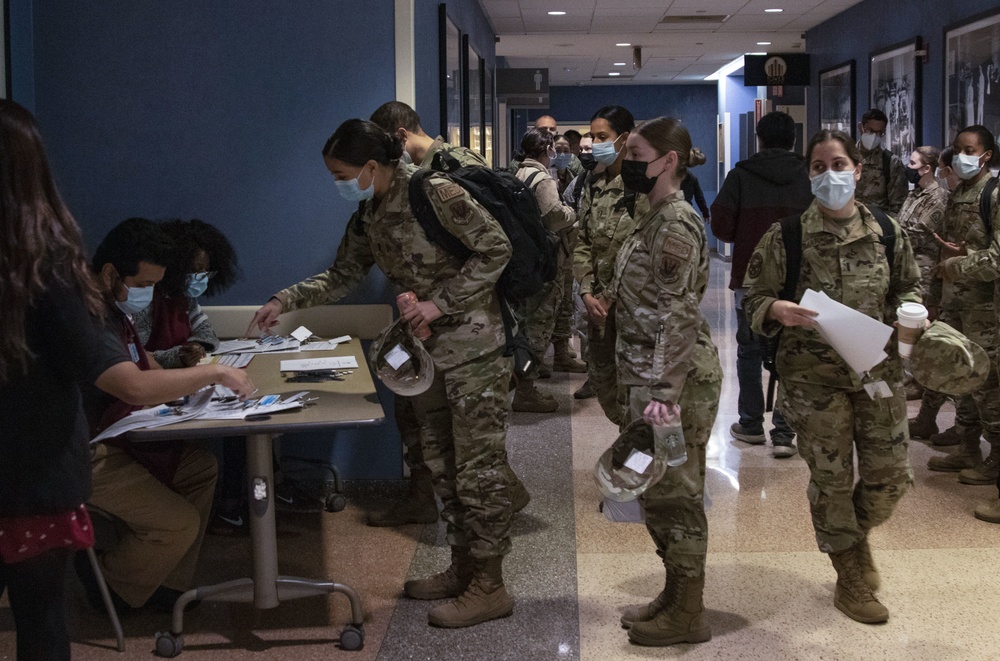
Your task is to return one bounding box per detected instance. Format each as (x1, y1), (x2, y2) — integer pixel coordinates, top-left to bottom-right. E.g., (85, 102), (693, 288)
(660, 15), (729, 25)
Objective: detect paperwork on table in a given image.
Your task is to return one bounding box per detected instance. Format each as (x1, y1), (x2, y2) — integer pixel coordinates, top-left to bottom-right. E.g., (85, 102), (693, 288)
(90, 388), (310, 443)
(798, 288), (893, 375)
(280, 355), (359, 371)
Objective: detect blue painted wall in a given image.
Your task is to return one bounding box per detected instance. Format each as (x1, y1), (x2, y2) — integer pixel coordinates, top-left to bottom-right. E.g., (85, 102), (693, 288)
(13, 0), (493, 480)
(806, 0), (1000, 147)
(512, 84), (720, 203)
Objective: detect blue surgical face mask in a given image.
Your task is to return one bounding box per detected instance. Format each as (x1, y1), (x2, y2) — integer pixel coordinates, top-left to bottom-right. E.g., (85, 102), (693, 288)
(186, 271), (211, 299)
(592, 135), (623, 165)
(811, 169), (857, 211)
(116, 283), (155, 315)
(954, 152), (987, 180)
(552, 153), (572, 170)
(334, 166), (375, 201)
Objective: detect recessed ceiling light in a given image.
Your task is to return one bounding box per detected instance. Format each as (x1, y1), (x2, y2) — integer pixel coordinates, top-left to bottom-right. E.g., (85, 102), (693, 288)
(548, 11), (566, 16)
(757, 41), (771, 45)
(746, 52), (767, 56)
(608, 72), (621, 76)
(765, 8), (783, 12)
(614, 62), (627, 66)
(616, 42), (631, 47)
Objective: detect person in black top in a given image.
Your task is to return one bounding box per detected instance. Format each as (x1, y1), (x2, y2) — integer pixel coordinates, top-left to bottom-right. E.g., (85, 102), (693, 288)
(0, 100), (254, 659)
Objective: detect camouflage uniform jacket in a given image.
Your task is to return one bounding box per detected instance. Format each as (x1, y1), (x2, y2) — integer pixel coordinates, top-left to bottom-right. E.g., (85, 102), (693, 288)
(572, 171), (649, 297)
(940, 180), (1000, 316)
(611, 191), (722, 404)
(927, 174), (997, 311)
(515, 157), (576, 234)
(274, 162), (511, 370)
(855, 146), (908, 215)
(423, 136), (488, 169)
(744, 200), (921, 390)
(897, 183), (948, 296)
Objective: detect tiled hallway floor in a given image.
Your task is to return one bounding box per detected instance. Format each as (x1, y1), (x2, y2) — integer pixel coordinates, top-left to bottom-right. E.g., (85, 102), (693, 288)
(3, 255), (998, 660)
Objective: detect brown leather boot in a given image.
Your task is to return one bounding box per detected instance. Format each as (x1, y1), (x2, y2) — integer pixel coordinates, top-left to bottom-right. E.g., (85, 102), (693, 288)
(620, 568), (676, 628)
(928, 430), (983, 472)
(958, 445), (1000, 485)
(907, 407), (939, 440)
(627, 575), (711, 646)
(427, 557), (514, 628)
(854, 534), (880, 592)
(368, 469), (438, 527)
(512, 380), (558, 413)
(552, 340), (587, 373)
(404, 547), (473, 600)
(930, 423), (980, 447)
(829, 548), (888, 623)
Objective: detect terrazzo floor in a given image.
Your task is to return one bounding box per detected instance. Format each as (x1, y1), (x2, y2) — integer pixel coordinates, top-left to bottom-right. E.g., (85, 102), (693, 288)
(2, 255), (998, 660)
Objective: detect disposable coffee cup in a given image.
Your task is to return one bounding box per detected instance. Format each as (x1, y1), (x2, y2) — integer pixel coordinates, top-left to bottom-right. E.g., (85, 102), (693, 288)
(896, 303), (928, 358)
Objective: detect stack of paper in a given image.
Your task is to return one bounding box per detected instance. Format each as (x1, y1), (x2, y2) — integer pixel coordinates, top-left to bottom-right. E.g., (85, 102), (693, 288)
(799, 289), (893, 375)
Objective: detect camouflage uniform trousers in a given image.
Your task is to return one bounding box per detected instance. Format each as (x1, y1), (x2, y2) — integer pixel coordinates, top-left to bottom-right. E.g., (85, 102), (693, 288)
(624, 378), (721, 579)
(393, 395), (428, 478)
(409, 349), (514, 559)
(778, 380), (914, 553)
(551, 246), (577, 345)
(521, 252), (568, 373)
(936, 308), (1000, 442)
(587, 304), (625, 428)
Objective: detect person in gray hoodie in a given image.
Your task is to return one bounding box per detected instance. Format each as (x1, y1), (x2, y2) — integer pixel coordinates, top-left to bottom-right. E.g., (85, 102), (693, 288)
(710, 111), (813, 457)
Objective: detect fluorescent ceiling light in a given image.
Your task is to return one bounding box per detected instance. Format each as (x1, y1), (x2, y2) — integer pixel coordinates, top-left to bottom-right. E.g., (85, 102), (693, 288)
(746, 52), (767, 55)
(616, 42), (631, 47)
(548, 11), (566, 15)
(704, 55), (745, 81)
(765, 8), (783, 12)
(614, 62), (627, 66)
(757, 41), (771, 45)
(608, 72), (621, 76)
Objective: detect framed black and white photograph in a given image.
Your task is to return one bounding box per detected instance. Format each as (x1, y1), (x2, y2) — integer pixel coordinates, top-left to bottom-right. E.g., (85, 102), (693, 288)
(819, 60), (855, 135)
(869, 38), (921, 161)
(438, 6), (463, 146)
(944, 9), (1000, 143)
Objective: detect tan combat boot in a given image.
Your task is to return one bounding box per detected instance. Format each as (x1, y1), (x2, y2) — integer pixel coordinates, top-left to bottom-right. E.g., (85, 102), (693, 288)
(928, 429), (983, 472)
(427, 557), (514, 628)
(907, 407), (939, 440)
(829, 548), (889, 623)
(854, 533), (880, 592)
(627, 575), (711, 646)
(974, 497), (1000, 523)
(930, 423), (980, 447)
(552, 339), (587, 373)
(958, 445), (1000, 485)
(404, 546), (473, 600)
(512, 380), (558, 413)
(620, 569), (676, 628)
(368, 468), (438, 527)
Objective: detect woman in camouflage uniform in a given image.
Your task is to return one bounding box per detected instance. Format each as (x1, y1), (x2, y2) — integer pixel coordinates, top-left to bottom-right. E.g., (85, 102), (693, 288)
(249, 119), (516, 629)
(610, 117), (722, 647)
(744, 130), (921, 625)
(572, 105), (648, 426)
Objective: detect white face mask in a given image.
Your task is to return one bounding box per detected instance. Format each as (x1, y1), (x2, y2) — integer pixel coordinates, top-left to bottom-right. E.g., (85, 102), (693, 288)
(953, 153), (985, 180)
(811, 169), (857, 211)
(860, 133), (882, 151)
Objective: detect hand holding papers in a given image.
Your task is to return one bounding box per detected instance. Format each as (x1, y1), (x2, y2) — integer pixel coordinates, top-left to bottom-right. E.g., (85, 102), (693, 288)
(798, 289), (893, 376)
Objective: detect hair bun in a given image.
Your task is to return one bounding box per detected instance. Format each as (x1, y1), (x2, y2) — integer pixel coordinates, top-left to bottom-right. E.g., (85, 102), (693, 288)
(689, 148), (706, 166)
(387, 133), (405, 161)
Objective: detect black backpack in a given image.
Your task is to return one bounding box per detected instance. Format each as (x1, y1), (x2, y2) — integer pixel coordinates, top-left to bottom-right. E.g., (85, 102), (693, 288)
(979, 176), (998, 235)
(762, 206), (896, 411)
(407, 151), (561, 377)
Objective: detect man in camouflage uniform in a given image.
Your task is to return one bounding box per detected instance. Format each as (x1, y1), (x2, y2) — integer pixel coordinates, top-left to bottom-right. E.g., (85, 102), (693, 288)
(250, 130), (515, 628)
(573, 171), (648, 427)
(367, 102), (530, 525)
(939, 174), (1000, 522)
(744, 196), (920, 624)
(855, 109), (908, 215)
(611, 183), (722, 647)
(924, 158), (1000, 483)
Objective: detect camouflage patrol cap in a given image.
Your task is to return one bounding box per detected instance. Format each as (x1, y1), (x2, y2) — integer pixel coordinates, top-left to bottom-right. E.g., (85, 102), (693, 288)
(368, 318), (435, 396)
(909, 321), (990, 396)
(594, 419), (666, 502)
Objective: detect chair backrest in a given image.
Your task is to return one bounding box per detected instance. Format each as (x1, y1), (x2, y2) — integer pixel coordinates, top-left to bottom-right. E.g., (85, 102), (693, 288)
(201, 304), (393, 340)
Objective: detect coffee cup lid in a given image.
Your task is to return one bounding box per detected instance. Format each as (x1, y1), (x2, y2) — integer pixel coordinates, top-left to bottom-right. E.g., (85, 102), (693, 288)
(897, 302), (928, 319)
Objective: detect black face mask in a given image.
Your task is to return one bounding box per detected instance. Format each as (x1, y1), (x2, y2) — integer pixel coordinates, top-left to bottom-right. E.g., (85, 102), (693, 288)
(579, 153), (598, 171)
(620, 159), (658, 194)
(904, 165), (923, 185)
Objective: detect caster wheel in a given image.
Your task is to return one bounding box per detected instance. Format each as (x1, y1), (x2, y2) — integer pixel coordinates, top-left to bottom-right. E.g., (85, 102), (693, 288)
(339, 624), (364, 650)
(326, 494), (346, 512)
(154, 631), (184, 658)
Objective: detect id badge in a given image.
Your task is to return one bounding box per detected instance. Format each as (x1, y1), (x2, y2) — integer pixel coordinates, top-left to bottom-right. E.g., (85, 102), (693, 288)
(128, 342), (140, 363)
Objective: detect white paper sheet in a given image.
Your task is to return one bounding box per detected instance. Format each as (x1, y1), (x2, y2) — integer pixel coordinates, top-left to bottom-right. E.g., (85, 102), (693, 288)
(299, 335), (352, 351)
(213, 339), (258, 355)
(799, 288), (892, 375)
(91, 387), (216, 443)
(279, 356), (359, 371)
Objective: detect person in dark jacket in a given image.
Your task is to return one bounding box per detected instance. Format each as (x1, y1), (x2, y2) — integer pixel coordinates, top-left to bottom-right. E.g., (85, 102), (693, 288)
(710, 111), (813, 457)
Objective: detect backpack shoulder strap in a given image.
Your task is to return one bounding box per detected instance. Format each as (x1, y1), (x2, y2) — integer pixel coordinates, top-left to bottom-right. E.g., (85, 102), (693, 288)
(866, 205), (896, 283)
(778, 215), (803, 302)
(882, 150), (892, 183)
(523, 169), (544, 191)
(407, 170), (473, 260)
(980, 177), (997, 236)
